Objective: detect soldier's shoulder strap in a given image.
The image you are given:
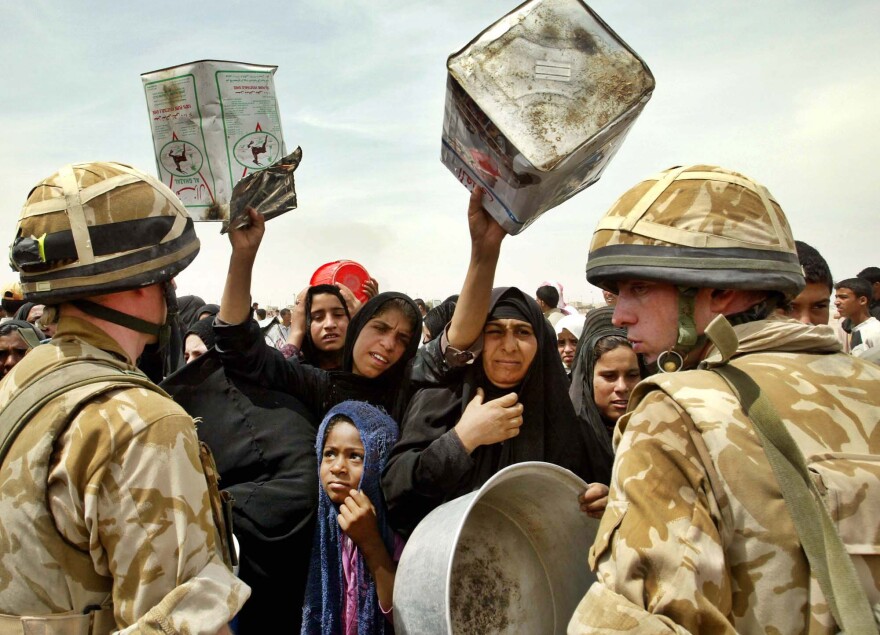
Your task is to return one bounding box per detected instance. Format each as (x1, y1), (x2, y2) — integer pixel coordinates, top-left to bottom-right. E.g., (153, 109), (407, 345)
(712, 362), (878, 634)
(0, 358), (168, 466)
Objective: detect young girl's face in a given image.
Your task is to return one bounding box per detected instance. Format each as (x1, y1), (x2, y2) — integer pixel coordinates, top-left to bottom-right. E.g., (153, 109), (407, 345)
(592, 345), (641, 424)
(350, 307), (413, 378)
(309, 292), (349, 353)
(320, 420), (365, 505)
(556, 328), (578, 369)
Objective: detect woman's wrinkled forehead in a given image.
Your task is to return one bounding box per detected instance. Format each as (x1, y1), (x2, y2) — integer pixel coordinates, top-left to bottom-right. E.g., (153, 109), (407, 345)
(372, 305), (416, 334)
(488, 297), (530, 322)
(484, 317), (532, 330)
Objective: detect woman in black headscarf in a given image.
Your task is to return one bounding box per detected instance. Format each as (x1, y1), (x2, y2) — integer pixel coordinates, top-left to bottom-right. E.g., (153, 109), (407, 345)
(215, 290), (421, 419)
(195, 303), (220, 322)
(382, 287), (610, 536)
(569, 307), (645, 443)
(284, 284), (353, 370)
(177, 294), (206, 331)
(183, 316), (217, 364)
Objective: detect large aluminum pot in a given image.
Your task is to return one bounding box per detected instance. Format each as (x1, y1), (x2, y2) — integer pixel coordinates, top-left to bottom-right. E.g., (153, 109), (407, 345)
(394, 461), (598, 634)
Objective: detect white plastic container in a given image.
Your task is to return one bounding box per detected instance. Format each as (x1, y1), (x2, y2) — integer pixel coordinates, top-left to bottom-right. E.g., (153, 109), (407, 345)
(141, 60), (286, 221)
(442, 0), (654, 234)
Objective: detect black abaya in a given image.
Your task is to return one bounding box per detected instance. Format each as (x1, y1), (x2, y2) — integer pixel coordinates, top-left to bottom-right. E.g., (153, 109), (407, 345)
(382, 287), (607, 537)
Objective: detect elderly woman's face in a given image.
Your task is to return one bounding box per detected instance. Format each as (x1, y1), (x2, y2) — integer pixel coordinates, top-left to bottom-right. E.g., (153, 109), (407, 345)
(481, 319), (538, 388)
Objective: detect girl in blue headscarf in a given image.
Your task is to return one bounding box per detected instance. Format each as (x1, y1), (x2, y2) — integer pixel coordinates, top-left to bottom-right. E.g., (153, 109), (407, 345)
(302, 401), (403, 635)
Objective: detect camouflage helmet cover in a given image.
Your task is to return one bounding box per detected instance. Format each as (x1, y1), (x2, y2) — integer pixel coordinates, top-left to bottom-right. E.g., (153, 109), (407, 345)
(586, 165), (805, 297)
(10, 161), (200, 303)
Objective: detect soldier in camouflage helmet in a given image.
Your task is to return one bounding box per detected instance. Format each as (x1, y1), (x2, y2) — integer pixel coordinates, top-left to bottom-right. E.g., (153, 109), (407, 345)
(0, 162), (249, 633)
(568, 166), (880, 634)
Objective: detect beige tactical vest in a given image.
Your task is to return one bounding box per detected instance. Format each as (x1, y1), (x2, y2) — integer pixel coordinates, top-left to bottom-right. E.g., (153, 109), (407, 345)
(629, 349), (880, 632)
(0, 342), (161, 634)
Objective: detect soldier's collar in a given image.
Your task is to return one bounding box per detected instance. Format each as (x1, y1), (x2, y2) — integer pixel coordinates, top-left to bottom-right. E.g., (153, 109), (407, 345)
(55, 315), (135, 366)
(698, 315), (739, 369)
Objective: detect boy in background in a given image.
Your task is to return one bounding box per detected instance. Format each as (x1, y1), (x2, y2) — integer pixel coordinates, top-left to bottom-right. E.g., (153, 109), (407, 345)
(782, 241), (832, 325)
(835, 276), (880, 358)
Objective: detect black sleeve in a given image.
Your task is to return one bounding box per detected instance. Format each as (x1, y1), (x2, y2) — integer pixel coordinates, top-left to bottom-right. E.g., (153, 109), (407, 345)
(214, 317), (330, 415)
(381, 386), (474, 536)
(162, 352), (319, 633)
(407, 337), (448, 386)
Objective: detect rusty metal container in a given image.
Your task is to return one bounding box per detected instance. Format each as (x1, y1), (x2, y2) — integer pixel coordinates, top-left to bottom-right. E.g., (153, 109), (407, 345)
(393, 462), (598, 634)
(441, 0), (654, 234)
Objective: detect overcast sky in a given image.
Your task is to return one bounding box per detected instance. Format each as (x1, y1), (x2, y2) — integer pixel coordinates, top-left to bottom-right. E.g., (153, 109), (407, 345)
(2, 1), (878, 308)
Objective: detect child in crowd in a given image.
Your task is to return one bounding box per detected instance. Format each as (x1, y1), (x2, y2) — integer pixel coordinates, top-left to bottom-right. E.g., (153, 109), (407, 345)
(285, 284), (354, 369)
(555, 313), (584, 379)
(835, 277), (880, 359)
(302, 401), (403, 635)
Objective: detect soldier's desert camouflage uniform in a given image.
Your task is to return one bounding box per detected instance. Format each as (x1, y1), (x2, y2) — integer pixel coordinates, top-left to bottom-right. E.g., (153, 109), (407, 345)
(0, 317), (249, 633)
(569, 316), (880, 634)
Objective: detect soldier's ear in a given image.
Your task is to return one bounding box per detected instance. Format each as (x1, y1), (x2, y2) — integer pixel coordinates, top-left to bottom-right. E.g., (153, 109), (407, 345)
(707, 288), (736, 312)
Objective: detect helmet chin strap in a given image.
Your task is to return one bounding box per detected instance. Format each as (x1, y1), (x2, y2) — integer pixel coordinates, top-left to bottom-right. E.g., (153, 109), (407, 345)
(656, 286), (708, 373)
(72, 282), (178, 351)
(655, 289), (780, 373)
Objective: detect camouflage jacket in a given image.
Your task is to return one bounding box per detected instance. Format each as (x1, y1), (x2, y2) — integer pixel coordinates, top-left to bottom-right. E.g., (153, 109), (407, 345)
(569, 316), (880, 634)
(0, 317), (249, 633)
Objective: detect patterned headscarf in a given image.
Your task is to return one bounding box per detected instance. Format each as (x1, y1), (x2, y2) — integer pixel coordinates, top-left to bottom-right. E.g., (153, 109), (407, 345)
(301, 401), (400, 635)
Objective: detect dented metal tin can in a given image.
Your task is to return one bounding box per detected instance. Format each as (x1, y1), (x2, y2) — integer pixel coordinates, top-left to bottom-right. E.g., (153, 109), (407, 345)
(441, 0), (654, 234)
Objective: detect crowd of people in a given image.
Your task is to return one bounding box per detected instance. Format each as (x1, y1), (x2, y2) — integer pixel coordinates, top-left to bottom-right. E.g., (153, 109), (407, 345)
(0, 161), (878, 634)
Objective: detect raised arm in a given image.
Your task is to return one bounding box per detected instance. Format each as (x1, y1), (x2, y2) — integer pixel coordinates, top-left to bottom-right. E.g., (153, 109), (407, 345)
(214, 209), (331, 414)
(219, 207), (265, 326)
(407, 187), (507, 387)
(285, 287), (308, 350)
(447, 186), (506, 350)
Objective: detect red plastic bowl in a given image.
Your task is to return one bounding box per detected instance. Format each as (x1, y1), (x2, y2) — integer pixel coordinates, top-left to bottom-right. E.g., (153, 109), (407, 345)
(310, 260), (371, 302)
